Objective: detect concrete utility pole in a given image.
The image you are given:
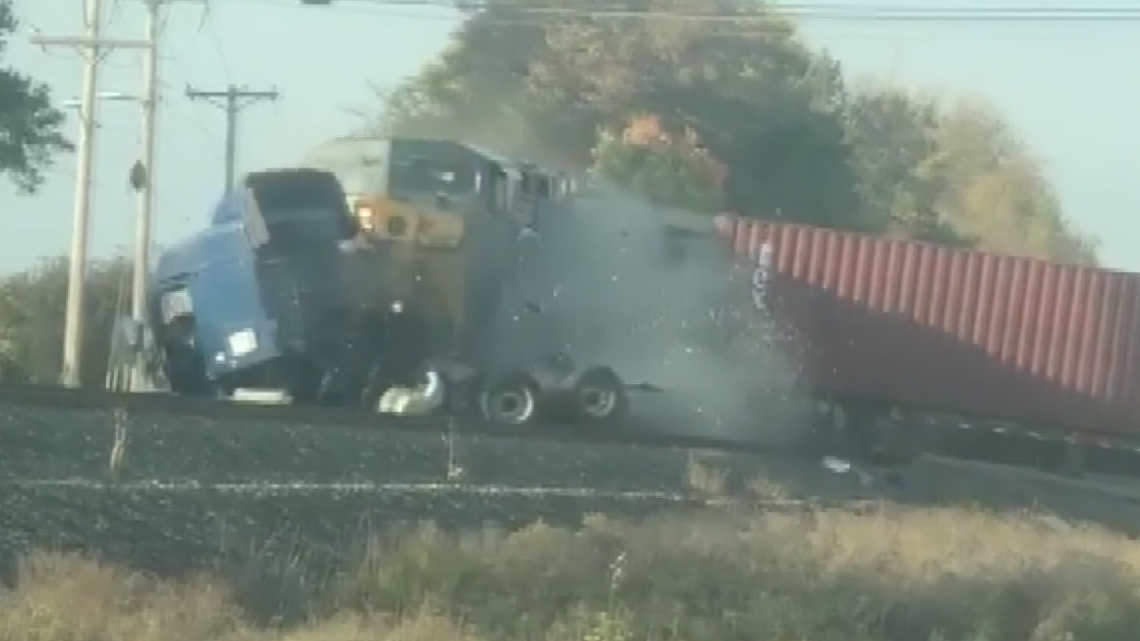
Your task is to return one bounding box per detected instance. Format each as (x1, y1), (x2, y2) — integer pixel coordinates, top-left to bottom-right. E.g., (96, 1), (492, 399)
(31, 0), (150, 388)
(185, 85), (279, 193)
(128, 0), (162, 391)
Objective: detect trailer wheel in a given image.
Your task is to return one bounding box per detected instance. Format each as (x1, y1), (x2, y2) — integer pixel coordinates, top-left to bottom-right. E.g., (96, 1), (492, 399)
(571, 366), (628, 424)
(480, 371), (540, 426)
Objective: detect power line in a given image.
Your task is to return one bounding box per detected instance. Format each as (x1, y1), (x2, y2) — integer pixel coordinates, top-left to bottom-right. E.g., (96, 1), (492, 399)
(226, 2), (1140, 42)
(231, 0), (1140, 40)
(286, 0), (1140, 22)
(204, 14), (236, 82)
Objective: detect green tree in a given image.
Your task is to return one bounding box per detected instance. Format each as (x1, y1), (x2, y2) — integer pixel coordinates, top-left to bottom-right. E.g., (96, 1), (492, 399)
(843, 87), (1097, 263)
(842, 85), (966, 245)
(929, 97), (1098, 264)
(382, 0), (866, 228)
(0, 256), (132, 387)
(592, 113), (725, 212)
(377, 0), (1097, 261)
(0, 0), (72, 193)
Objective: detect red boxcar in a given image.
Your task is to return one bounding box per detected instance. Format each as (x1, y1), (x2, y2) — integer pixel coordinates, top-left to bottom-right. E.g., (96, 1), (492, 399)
(713, 215), (1140, 438)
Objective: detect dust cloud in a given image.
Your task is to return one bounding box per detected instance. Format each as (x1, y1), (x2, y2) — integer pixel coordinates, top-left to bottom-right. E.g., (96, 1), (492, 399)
(492, 180), (814, 443)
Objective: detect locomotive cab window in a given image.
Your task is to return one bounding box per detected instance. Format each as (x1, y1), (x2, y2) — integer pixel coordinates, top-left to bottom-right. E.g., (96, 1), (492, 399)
(493, 173), (510, 212)
(535, 175), (552, 200)
(520, 173), (537, 197)
(389, 157), (475, 201)
(487, 166), (517, 214)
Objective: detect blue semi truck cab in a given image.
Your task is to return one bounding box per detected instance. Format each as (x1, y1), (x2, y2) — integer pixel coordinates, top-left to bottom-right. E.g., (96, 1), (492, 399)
(148, 168), (414, 402)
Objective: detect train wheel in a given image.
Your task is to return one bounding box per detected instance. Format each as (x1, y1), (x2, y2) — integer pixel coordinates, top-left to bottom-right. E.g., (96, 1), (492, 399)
(479, 371), (540, 426)
(571, 366), (628, 424)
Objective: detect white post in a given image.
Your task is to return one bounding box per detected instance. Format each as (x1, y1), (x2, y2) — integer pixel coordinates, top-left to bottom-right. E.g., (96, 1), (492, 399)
(60, 0), (104, 387)
(130, 0), (161, 391)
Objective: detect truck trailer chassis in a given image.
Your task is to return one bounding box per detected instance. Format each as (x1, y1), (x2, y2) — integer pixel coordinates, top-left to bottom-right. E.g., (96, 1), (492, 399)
(227, 359), (632, 426)
(116, 314), (635, 428)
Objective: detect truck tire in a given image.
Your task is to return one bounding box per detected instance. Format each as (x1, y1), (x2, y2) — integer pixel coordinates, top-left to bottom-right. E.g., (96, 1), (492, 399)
(568, 366), (628, 425)
(162, 340), (211, 396)
(479, 371), (540, 426)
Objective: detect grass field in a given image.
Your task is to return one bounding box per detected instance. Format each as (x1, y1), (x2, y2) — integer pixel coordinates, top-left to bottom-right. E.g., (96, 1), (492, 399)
(4, 502), (1139, 641)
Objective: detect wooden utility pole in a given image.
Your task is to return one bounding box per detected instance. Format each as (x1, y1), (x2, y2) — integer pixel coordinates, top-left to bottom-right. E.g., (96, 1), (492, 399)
(185, 85), (279, 192)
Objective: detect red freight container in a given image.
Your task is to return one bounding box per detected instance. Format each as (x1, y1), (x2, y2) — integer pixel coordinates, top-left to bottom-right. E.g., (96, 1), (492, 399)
(713, 215), (1140, 438)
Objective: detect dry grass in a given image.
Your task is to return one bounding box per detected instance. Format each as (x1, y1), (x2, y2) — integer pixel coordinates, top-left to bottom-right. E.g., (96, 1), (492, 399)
(4, 505), (1140, 641)
(684, 451), (729, 495)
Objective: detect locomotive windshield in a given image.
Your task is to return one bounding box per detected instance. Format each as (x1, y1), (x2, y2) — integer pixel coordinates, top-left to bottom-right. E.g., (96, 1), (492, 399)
(388, 156), (477, 200)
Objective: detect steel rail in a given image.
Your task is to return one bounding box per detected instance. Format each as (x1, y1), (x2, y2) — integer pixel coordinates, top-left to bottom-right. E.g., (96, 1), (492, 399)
(2, 477), (895, 514)
(0, 382), (788, 456)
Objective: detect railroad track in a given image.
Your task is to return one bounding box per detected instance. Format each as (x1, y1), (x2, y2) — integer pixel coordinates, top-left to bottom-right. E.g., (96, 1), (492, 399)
(0, 478), (859, 508)
(4, 380), (1140, 486)
(9, 382), (1140, 551)
(0, 381), (788, 456)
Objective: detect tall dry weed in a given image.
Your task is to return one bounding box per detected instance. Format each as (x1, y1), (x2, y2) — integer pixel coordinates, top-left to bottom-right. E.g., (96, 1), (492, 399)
(6, 505), (1140, 641)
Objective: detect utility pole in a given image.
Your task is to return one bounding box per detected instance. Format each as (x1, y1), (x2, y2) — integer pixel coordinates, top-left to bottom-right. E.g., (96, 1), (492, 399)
(128, 0), (200, 391)
(127, 0), (162, 391)
(31, 0), (149, 387)
(185, 85), (279, 193)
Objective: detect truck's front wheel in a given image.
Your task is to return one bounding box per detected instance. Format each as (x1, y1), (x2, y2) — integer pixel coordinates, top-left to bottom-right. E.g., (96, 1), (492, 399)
(162, 340), (210, 395)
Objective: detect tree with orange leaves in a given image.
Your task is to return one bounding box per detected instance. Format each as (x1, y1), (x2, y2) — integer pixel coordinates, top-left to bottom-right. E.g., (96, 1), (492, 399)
(592, 114), (726, 213)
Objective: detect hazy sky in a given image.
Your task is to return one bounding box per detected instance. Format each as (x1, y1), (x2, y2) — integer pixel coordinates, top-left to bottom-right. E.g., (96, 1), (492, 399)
(2, 0), (1137, 272)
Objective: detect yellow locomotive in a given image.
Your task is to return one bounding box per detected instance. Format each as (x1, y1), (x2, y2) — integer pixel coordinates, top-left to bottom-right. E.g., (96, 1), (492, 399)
(141, 140), (628, 425)
(303, 135), (561, 356)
